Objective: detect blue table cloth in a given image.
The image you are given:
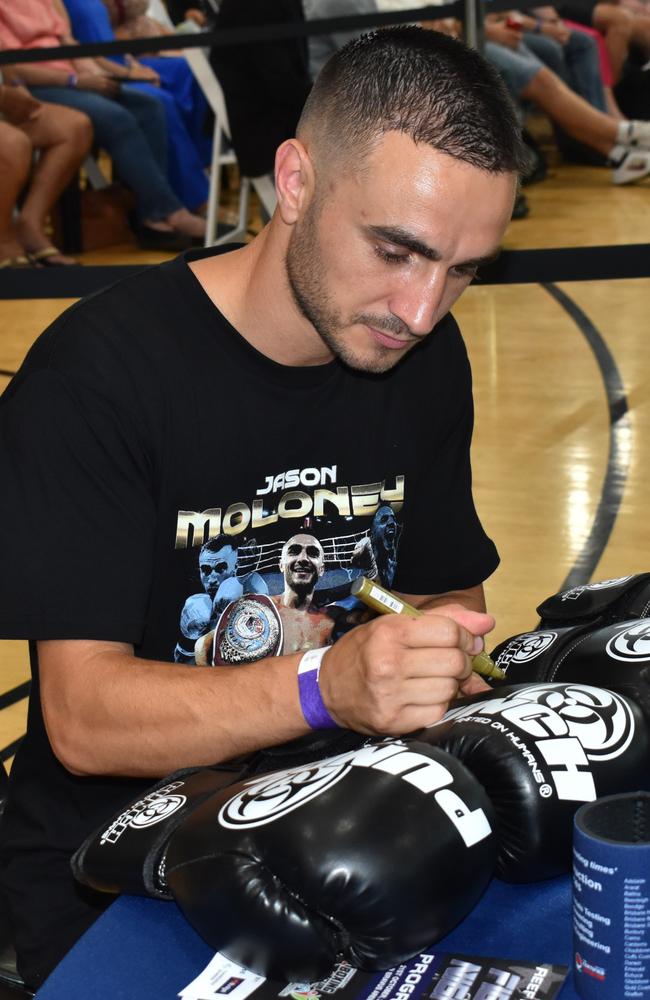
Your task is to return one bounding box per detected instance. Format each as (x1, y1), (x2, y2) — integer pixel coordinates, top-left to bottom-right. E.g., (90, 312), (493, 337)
(35, 876), (579, 999)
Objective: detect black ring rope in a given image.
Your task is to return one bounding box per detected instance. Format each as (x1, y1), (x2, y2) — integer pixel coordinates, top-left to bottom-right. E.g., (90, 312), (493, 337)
(1, 737), (24, 764)
(0, 683), (31, 713)
(542, 282), (631, 591)
(1, 246), (648, 300)
(0, 1), (538, 67)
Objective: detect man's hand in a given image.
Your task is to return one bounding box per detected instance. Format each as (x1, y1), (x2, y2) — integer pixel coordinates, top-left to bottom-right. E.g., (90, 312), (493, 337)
(125, 58), (161, 85)
(318, 606), (495, 735)
(185, 7), (207, 26)
(541, 19), (571, 43)
(0, 85), (41, 125)
(485, 22), (523, 48)
(76, 72), (121, 96)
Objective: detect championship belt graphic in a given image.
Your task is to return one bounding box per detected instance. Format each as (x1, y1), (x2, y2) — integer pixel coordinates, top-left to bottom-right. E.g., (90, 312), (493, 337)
(212, 594), (283, 665)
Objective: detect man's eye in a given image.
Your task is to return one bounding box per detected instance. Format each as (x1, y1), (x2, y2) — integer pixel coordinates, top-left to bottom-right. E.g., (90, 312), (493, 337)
(374, 246), (411, 265)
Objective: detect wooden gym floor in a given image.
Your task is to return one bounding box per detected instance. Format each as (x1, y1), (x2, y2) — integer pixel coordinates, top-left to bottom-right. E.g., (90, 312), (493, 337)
(0, 158), (649, 768)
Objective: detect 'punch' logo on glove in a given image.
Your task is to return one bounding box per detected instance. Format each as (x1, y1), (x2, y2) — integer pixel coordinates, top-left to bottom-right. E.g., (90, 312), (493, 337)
(606, 619), (650, 662)
(219, 742), (492, 848)
(440, 684), (635, 803)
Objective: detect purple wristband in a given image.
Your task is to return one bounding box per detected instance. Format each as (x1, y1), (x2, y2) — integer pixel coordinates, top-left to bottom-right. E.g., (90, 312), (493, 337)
(297, 647), (339, 730)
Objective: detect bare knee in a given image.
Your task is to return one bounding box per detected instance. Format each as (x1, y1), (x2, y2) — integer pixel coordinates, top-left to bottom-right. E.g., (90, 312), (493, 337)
(0, 122), (33, 176)
(68, 109), (94, 156)
(521, 66), (556, 100)
(594, 4), (633, 35)
(22, 102), (93, 154)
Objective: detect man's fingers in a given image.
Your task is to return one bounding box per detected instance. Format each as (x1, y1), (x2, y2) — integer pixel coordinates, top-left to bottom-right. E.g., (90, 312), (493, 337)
(426, 603), (495, 637)
(388, 613), (481, 656)
(459, 672), (492, 697)
(400, 646), (473, 681)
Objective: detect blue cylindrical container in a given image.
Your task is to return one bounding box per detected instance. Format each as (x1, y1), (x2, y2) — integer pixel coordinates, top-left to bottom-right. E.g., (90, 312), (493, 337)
(573, 792), (650, 999)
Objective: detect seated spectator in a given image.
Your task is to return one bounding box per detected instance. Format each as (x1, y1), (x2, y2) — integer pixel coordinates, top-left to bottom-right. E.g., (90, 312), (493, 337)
(64, 0), (211, 212)
(0, 80), (91, 266)
(553, 0), (650, 83)
(528, 5), (625, 116)
(503, 8), (608, 110)
(0, 0), (207, 248)
(483, 13), (650, 181)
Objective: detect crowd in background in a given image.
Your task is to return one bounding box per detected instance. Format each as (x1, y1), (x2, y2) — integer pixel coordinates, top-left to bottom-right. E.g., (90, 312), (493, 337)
(0, 0), (648, 268)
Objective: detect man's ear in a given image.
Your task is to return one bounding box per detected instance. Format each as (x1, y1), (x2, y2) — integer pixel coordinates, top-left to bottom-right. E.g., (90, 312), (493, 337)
(274, 139), (315, 225)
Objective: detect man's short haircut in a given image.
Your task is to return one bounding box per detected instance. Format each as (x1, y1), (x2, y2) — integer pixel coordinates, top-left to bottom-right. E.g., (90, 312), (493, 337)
(297, 26), (529, 175)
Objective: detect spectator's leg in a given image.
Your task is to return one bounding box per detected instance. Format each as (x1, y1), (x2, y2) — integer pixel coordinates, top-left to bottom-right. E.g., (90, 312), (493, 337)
(522, 32), (568, 80)
(521, 65), (618, 154)
(14, 103), (92, 266)
(627, 14), (650, 56)
(115, 85), (169, 165)
(592, 3), (634, 82)
(562, 29), (607, 110)
(27, 86), (205, 238)
(0, 123), (32, 264)
(121, 83), (209, 211)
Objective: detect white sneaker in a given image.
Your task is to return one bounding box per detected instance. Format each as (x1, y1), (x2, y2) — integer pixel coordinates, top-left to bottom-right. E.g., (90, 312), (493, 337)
(618, 120), (650, 152)
(611, 146), (650, 185)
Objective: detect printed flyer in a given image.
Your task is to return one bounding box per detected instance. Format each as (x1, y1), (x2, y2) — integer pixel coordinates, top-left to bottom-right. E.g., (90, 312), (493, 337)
(180, 950), (569, 1000)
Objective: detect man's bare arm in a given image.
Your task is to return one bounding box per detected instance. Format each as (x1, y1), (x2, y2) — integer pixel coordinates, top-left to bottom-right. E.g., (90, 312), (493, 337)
(38, 593), (492, 779)
(38, 640), (307, 779)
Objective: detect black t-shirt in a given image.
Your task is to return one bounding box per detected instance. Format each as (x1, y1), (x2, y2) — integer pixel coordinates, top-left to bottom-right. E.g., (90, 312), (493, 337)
(0, 246), (498, 987)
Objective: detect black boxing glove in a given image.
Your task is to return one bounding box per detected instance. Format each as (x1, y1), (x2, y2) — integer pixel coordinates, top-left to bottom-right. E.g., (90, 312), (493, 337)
(416, 682), (650, 882)
(536, 573), (650, 629)
(490, 617), (650, 724)
(72, 765), (244, 898)
(72, 729), (368, 899)
(164, 740), (497, 982)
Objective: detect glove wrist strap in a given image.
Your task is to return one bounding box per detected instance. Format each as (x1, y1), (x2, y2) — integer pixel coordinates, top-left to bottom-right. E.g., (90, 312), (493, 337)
(297, 647), (339, 730)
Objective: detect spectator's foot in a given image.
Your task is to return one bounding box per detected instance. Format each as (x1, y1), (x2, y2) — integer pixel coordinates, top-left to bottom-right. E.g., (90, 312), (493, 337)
(610, 146), (650, 184)
(15, 216), (79, 265)
(28, 246), (78, 267)
(0, 236), (31, 267)
(136, 223), (193, 252)
(165, 208), (207, 239)
(618, 120), (650, 151)
(0, 255), (32, 269)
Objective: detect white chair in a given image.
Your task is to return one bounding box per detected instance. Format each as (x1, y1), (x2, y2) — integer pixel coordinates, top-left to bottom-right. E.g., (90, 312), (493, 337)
(146, 1), (276, 245)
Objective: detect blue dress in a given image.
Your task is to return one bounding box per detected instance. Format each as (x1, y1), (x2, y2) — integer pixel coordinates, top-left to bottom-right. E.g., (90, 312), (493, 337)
(64, 0), (210, 210)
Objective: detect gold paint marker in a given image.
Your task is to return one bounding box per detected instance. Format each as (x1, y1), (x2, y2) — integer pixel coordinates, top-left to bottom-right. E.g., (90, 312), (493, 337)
(350, 576), (506, 681)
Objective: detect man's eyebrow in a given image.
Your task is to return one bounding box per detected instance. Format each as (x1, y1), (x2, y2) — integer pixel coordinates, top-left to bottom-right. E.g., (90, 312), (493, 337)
(366, 225), (501, 268)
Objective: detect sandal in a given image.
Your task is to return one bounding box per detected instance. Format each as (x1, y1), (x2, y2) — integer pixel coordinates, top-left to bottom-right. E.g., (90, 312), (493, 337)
(28, 246), (79, 267)
(0, 255), (32, 269)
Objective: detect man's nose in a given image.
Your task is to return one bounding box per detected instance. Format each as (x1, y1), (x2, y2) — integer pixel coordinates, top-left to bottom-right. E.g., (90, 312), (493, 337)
(388, 269), (446, 336)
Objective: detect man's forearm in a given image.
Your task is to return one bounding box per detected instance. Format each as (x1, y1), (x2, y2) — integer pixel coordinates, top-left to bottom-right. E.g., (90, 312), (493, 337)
(38, 640), (307, 779)
(4, 64), (70, 87)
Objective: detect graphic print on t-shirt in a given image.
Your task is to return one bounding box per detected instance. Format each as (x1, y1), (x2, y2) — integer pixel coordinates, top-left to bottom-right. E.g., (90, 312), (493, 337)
(172, 465), (404, 664)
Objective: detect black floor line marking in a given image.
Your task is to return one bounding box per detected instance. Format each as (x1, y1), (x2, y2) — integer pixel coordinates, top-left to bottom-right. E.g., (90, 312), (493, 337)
(542, 282), (630, 593)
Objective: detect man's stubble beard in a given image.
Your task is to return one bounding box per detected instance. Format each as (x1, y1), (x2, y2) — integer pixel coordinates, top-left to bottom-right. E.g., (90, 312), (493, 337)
(284, 199), (403, 375)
